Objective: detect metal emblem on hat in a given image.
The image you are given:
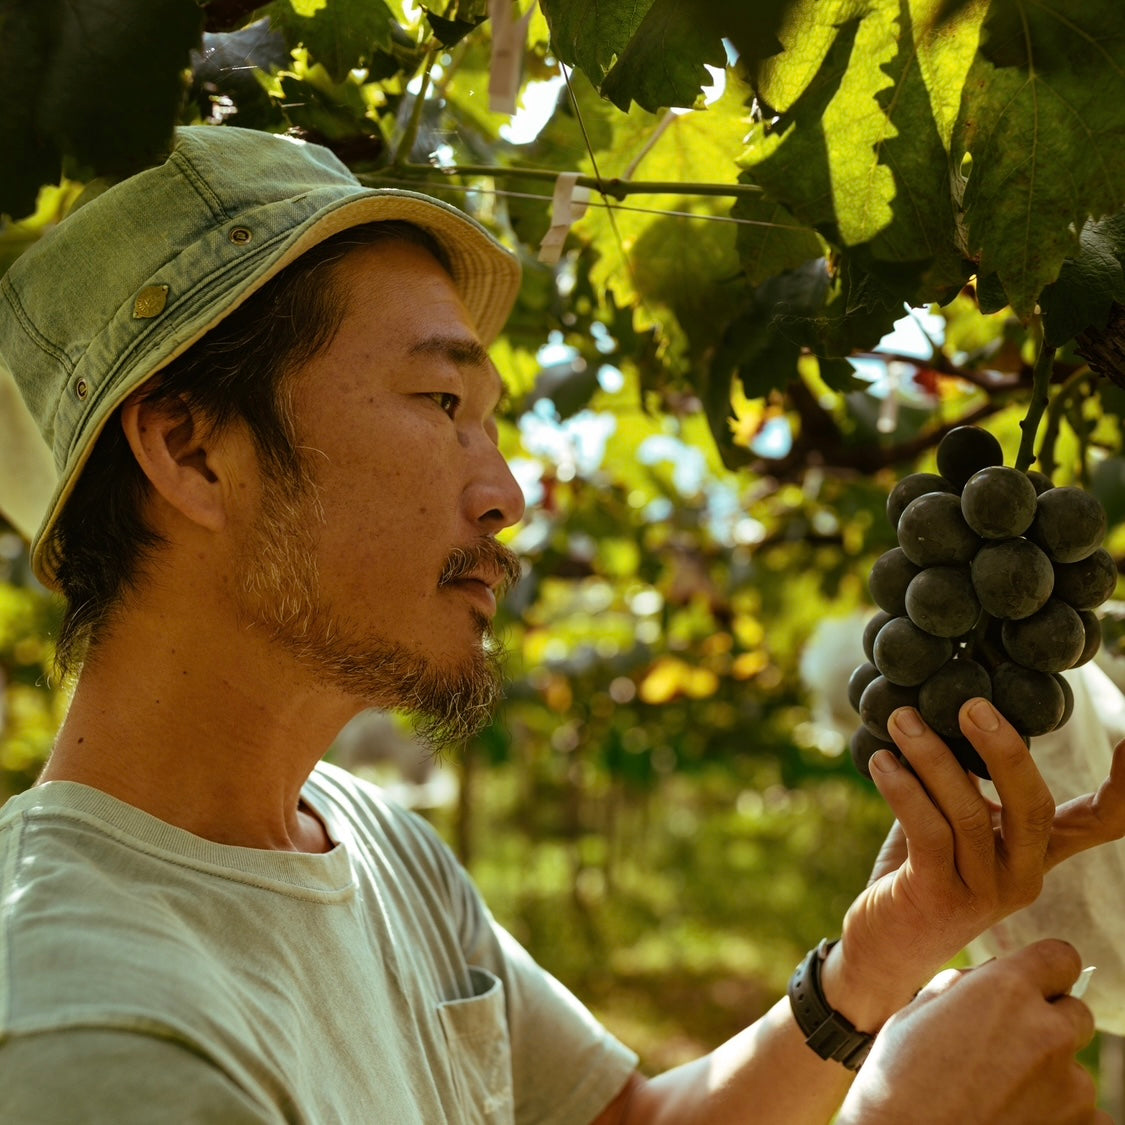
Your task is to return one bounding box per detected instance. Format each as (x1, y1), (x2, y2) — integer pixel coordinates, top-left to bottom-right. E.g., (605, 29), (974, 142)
(133, 284), (170, 319)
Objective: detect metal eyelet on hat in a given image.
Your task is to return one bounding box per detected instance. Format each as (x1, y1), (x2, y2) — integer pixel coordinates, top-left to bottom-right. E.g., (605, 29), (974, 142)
(75, 378), (89, 400)
(229, 226), (253, 245)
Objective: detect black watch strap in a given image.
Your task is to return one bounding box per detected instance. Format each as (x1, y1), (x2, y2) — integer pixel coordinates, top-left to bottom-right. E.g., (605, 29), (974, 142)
(788, 938), (874, 1071)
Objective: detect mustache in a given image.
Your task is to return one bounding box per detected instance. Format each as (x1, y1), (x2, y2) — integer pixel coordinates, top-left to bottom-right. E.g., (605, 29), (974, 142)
(438, 538), (523, 595)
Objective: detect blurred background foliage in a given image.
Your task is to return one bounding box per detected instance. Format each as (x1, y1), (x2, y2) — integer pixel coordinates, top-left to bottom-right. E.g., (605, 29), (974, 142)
(5, 0), (1125, 1086)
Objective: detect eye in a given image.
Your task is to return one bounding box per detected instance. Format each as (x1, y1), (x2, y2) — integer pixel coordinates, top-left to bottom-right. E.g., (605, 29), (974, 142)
(424, 391), (461, 418)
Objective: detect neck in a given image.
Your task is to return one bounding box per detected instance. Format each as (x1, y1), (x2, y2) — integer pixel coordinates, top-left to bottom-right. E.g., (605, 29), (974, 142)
(42, 583), (359, 853)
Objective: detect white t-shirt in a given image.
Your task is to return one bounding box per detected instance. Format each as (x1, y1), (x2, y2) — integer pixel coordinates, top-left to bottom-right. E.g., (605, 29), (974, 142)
(0, 760), (637, 1123)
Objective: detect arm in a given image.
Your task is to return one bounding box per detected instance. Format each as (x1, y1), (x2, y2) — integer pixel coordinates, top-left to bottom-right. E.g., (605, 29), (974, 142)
(591, 698), (1125, 1125)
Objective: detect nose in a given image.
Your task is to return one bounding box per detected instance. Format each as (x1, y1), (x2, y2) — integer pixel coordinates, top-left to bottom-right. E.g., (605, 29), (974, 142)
(469, 439), (526, 532)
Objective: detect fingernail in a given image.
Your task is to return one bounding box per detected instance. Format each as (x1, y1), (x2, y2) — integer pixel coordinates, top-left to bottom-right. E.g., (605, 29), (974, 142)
(871, 750), (899, 774)
(968, 698), (999, 731)
(892, 707), (924, 737)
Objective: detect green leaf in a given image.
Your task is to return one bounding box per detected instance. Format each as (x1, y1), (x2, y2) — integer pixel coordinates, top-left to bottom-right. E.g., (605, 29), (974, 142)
(733, 185), (823, 286)
(0, 0), (60, 219)
(1040, 214), (1125, 347)
(575, 71), (749, 324)
(599, 0), (727, 112)
(265, 0), (398, 81)
(955, 0), (1125, 317)
(740, 0), (970, 291)
(0, 0), (205, 214)
(539, 0), (653, 89)
(190, 21), (289, 131)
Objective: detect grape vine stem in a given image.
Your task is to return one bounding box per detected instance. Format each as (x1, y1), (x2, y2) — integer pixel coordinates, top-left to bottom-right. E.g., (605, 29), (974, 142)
(1014, 330), (1055, 473)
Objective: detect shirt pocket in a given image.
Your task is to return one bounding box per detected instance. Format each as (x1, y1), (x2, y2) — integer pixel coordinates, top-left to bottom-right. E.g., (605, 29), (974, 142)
(436, 966), (515, 1125)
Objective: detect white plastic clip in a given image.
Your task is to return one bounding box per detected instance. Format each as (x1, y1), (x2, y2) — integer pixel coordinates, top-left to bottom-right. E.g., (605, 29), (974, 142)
(489, 0), (535, 115)
(538, 172), (590, 265)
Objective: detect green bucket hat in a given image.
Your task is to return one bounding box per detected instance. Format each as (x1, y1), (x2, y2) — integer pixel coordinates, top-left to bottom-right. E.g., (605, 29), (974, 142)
(0, 125), (522, 590)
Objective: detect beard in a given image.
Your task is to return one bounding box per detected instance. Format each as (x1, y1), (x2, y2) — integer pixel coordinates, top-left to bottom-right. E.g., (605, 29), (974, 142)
(235, 468), (522, 750)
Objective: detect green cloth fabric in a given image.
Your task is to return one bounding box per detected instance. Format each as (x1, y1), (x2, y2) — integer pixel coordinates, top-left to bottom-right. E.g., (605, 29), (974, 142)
(0, 761), (637, 1123)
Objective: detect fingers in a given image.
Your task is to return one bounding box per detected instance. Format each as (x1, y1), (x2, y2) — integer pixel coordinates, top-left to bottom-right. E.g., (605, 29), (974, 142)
(1046, 738), (1125, 870)
(868, 748), (955, 879)
(990, 937), (1083, 999)
(883, 706), (997, 879)
(958, 699), (1056, 876)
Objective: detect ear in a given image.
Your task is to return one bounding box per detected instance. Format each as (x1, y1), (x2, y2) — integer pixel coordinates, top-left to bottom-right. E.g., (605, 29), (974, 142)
(119, 394), (235, 533)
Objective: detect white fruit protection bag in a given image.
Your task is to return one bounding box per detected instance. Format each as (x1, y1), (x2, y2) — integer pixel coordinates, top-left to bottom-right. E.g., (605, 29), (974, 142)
(968, 655), (1125, 1034)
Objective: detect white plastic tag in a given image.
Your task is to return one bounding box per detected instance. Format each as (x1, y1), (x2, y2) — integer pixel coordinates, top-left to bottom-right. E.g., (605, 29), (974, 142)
(488, 0), (535, 115)
(537, 172), (591, 265)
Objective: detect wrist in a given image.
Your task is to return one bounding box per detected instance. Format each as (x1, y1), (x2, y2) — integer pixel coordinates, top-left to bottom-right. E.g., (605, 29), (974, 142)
(819, 938), (918, 1033)
(788, 940), (876, 1071)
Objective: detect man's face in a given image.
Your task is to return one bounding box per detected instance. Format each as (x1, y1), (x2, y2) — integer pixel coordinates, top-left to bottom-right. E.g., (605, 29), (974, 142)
(236, 239), (526, 745)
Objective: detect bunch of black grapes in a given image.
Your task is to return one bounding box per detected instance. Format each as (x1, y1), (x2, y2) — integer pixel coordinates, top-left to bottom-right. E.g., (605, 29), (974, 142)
(849, 425), (1115, 780)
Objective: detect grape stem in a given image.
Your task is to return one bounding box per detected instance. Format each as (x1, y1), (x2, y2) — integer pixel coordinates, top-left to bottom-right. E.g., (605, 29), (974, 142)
(1037, 365), (1095, 479)
(1014, 329), (1056, 473)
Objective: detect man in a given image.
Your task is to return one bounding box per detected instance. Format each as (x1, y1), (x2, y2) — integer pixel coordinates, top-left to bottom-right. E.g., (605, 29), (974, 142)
(0, 124), (1122, 1124)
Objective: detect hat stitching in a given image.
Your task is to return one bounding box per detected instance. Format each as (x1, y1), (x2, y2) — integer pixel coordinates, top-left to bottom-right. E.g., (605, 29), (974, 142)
(170, 144), (231, 224)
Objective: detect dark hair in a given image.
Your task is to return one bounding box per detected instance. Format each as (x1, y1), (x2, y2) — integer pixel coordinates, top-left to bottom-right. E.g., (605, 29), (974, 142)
(49, 220), (451, 676)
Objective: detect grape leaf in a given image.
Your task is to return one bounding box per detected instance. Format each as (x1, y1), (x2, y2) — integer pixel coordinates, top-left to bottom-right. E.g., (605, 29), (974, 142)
(955, 0), (1125, 317)
(574, 72), (749, 323)
(0, 0), (204, 218)
(539, 0), (653, 88)
(1040, 215), (1125, 347)
(0, 0), (60, 219)
(599, 0), (727, 112)
(733, 185), (824, 287)
(190, 20), (289, 131)
(740, 0), (968, 293)
(265, 0), (398, 81)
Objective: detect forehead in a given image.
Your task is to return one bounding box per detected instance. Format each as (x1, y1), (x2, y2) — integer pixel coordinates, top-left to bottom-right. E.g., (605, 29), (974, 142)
(304, 240), (506, 400)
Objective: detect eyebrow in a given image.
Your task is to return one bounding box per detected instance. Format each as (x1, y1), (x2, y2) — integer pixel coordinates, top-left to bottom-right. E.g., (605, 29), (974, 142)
(408, 334), (492, 369)
(409, 333), (508, 411)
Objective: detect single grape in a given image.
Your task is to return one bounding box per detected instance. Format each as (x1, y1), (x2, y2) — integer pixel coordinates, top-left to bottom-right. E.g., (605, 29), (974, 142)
(936, 425), (1004, 489)
(960, 466), (1038, 539)
(990, 661), (1065, 737)
(873, 617), (953, 686)
(1027, 470), (1054, 495)
(869, 547), (922, 616)
(905, 566), (980, 637)
(918, 657), (992, 739)
(1053, 673), (1075, 728)
(897, 492), (981, 567)
(862, 610), (895, 663)
(1028, 487), (1107, 563)
(850, 726), (896, 780)
(887, 473), (958, 529)
(945, 736), (992, 780)
(848, 661), (880, 713)
(1071, 609), (1102, 668)
(970, 539), (1054, 620)
(859, 676), (920, 741)
(1052, 548), (1118, 610)
(1001, 599), (1085, 672)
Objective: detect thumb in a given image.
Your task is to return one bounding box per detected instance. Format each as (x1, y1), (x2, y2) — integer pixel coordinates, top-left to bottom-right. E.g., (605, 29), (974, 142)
(984, 939), (1083, 1000)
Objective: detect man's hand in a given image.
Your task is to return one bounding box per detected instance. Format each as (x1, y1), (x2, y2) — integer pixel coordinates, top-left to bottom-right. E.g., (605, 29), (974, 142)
(824, 698), (1125, 1028)
(839, 940), (1110, 1125)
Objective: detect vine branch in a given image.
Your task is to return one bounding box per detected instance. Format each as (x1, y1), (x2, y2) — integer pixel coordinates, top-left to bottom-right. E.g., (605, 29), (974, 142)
(391, 162), (764, 201)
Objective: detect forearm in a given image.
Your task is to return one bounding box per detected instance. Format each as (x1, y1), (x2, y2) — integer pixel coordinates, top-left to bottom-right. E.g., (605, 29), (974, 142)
(621, 996), (853, 1125)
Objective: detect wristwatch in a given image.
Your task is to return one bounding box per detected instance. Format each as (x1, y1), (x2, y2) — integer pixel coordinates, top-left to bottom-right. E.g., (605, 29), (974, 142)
(788, 938), (875, 1071)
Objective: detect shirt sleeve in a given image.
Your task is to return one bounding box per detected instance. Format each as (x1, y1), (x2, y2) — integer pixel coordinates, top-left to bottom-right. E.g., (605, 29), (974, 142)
(0, 1030), (280, 1125)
